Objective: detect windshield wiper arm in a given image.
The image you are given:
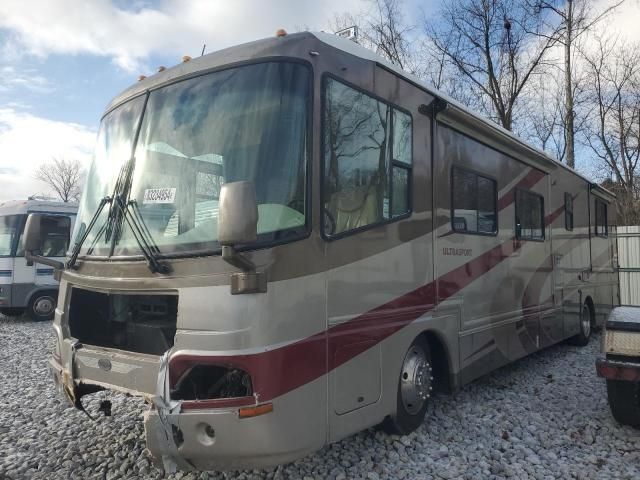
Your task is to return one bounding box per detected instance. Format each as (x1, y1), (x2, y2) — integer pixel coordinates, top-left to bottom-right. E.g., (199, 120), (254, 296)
(114, 196), (170, 274)
(67, 196), (112, 269)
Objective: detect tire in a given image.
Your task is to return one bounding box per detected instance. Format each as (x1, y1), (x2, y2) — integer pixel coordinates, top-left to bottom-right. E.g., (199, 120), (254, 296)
(27, 291), (57, 322)
(607, 380), (640, 428)
(0, 307), (25, 317)
(382, 337), (432, 435)
(569, 302), (592, 346)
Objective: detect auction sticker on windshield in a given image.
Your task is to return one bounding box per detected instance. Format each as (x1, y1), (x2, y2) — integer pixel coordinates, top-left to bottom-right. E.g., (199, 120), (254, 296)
(143, 188), (176, 204)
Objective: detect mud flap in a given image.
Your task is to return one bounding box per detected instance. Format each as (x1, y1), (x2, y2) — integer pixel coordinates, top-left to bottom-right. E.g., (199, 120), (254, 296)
(148, 351), (193, 473)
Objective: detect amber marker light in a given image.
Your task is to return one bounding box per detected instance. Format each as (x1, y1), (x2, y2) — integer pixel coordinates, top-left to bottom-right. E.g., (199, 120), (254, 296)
(157, 66), (166, 72)
(138, 75), (147, 81)
(182, 55), (192, 63)
(276, 28), (287, 37)
(238, 403), (273, 419)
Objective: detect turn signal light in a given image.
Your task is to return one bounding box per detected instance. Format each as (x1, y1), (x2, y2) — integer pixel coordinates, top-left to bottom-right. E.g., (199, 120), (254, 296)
(239, 403), (273, 419)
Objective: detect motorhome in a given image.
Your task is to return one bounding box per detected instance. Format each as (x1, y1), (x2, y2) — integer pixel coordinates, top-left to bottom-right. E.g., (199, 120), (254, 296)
(0, 199), (76, 321)
(28, 31), (618, 471)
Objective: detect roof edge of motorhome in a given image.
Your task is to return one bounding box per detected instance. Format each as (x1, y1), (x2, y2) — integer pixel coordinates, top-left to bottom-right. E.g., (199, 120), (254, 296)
(104, 30), (615, 200)
(0, 199), (78, 216)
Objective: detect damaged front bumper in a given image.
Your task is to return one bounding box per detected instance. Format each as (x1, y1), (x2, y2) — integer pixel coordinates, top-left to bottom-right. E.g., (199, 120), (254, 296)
(49, 350), (318, 472)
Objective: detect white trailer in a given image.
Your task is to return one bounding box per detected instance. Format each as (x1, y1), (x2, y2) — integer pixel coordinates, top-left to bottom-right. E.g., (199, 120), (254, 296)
(0, 199), (77, 320)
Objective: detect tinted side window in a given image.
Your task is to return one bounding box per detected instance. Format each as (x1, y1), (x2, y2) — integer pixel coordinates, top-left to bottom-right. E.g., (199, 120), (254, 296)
(451, 167), (497, 234)
(595, 200), (608, 237)
(516, 190), (544, 240)
(323, 78), (411, 237)
(565, 193), (573, 231)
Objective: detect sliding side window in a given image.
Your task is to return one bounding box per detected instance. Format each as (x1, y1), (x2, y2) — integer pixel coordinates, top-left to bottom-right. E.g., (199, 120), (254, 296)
(515, 189), (544, 240)
(451, 167), (497, 235)
(564, 193), (573, 231)
(595, 199), (608, 237)
(323, 77), (412, 237)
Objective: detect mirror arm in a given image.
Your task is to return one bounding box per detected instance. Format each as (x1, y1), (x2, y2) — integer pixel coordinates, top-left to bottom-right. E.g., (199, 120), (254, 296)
(25, 251), (65, 271)
(221, 245), (256, 272)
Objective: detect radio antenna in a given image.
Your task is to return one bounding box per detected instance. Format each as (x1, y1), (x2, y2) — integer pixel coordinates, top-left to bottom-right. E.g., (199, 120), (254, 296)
(201, 43), (206, 56)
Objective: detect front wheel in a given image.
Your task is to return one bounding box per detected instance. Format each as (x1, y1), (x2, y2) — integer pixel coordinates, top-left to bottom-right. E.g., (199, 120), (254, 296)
(27, 291), (57, 322)
(382, 337), (432, 435)
(569, 303), (592, 346)
(607, 380), (640, 428)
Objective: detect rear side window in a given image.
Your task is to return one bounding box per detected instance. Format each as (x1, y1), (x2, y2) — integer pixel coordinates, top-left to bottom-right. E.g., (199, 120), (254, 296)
(516, 189), (544, 240)
(595, 199), (608, 237)
(451, 167), (497, 235)
(322, 77), (412, 237)
(564, 193), (573, 231)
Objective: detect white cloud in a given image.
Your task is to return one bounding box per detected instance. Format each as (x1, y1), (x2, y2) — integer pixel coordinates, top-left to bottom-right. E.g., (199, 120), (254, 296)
(0, 108), (96, 201)
(0, 0), (361, 72)
(0, 65), (53, 93)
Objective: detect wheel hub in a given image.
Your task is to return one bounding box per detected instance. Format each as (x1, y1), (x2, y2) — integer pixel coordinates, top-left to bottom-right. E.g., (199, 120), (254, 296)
(34, 297), (54, 315)
(400, 346), (432, 415)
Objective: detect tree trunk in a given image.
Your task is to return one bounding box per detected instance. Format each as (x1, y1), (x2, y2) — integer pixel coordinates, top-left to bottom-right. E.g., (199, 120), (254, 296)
(564, 0), (575, 169)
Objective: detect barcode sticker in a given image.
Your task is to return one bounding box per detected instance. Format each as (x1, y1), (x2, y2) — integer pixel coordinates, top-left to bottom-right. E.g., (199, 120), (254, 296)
(143, 188), (176, 204)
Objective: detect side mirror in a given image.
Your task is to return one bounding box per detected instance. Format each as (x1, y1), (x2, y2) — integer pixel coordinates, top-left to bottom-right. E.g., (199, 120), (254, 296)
(217, 181), (266, 294)
(24, 213), (44, 254)
(23, 213), (65, 273)
(218, 181), (258, 246)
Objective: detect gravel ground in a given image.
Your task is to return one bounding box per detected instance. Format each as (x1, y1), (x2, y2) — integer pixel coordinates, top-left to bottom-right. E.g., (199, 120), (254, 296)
(1, 314), (640, 480)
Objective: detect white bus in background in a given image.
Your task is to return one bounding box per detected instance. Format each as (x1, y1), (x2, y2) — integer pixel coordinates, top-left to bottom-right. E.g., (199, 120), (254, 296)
(0, 199), (77, 321)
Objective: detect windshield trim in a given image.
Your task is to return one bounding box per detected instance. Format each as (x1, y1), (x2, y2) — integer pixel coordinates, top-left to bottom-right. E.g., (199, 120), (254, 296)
(81, 58), (314, 262)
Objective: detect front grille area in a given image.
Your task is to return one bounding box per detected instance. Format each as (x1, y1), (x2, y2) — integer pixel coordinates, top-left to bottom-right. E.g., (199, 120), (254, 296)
(68, 288), (178, 355)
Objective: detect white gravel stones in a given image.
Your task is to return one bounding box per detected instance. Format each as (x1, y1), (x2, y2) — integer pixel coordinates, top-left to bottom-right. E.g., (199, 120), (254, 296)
(1, 313), (640, 479)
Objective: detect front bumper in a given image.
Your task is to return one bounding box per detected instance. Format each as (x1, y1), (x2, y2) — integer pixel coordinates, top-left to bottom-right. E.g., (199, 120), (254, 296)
(596, 358), (640, 382)
(48, 354), (323, 471)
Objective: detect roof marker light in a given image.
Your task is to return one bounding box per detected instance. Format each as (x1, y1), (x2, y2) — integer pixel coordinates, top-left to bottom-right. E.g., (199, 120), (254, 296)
(158, 66), (166, 72)
(138, 75), (147, 81)
(276, 29), (287, 37)
(182, 55), (192, 63)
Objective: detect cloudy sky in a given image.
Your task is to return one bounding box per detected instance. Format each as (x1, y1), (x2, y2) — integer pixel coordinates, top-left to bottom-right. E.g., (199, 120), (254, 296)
(0, 0), (638, 201)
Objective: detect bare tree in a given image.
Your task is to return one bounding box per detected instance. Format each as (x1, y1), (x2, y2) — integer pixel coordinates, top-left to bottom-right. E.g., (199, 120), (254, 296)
(582, 35), (640, 225)
(34, 157), (83, 203)
(424, 0), (559, 131)
(531, 0), (625, 168)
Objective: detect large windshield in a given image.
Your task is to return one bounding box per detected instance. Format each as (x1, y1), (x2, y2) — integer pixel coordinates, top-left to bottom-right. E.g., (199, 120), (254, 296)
(73, 61), (310, 257)
(0, 215), (23, 257)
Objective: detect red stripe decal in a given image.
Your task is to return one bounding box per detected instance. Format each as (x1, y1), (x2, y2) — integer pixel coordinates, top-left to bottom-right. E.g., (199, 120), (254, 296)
(169, 170), (570, 405)
(497, 168), (546, 211)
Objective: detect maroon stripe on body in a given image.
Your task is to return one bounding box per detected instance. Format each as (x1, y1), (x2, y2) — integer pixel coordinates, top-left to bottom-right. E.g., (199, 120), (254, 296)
(170, 170), (562, 405)
(497, 168), (546, 211)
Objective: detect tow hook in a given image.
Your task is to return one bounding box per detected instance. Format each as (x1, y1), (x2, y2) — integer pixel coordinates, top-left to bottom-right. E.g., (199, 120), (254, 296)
(98, 400), (112, 417)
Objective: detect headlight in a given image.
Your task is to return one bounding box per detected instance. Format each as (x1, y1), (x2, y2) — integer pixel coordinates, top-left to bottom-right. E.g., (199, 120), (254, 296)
(605, 329), (640, 356)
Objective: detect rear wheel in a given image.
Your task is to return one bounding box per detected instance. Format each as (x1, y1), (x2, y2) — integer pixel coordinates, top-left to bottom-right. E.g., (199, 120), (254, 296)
(569, 303), (592, 346)
(382, 337), (432, 435)
(607, 380), (640, 428)
(27, 291), (57, 322)
(0, 307), (25, 317)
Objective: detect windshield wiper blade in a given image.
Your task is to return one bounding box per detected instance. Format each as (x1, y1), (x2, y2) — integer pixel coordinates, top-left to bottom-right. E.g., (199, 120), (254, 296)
(67, 196), (112, 269)
(114, 196), (170, 274)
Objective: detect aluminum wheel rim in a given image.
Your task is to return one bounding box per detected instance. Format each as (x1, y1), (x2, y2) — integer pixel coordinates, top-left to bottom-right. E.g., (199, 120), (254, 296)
(400, 345), (431, 415)
(581, 305), (591, 338)
(34, 296), (55, 316)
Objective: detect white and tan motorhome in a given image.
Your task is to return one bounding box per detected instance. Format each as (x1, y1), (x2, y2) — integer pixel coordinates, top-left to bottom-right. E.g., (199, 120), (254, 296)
(27, 31), (618, 471)
(0, 199), (76, 320)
